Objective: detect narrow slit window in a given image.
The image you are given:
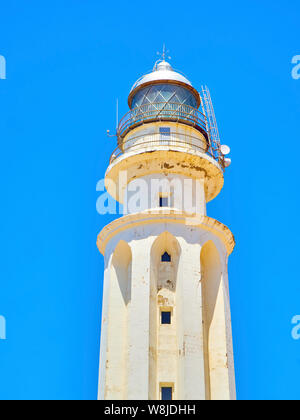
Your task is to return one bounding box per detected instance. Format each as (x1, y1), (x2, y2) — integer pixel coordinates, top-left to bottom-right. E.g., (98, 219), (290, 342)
(161, 252), (171, 262)
(161, 311), (171, 325)
(161, 386), (173, 400)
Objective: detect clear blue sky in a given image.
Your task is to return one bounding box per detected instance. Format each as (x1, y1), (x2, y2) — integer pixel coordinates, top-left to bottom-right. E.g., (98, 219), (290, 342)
(0, 0), (299, 400)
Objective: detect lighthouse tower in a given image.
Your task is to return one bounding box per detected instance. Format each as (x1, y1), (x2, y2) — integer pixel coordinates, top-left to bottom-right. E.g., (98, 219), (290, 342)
(97, 55), (236, 401)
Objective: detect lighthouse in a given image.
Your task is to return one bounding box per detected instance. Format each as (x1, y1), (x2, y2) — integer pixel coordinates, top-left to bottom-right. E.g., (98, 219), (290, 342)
(97, 54), (236, 401)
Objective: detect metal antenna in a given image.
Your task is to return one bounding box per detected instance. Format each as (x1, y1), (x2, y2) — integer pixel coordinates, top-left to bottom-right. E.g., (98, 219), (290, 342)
(157, 44), (171, 61)
(116, 98), (119, 131)
(106, 98), (119, 138)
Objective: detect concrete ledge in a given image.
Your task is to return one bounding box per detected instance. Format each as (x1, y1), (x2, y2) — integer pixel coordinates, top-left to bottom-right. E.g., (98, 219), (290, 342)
(97, 209), (235, 256)
(105, 148), (224, 203)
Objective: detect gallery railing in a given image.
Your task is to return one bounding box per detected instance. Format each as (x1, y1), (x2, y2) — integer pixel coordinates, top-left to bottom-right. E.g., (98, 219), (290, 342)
(117, 102), (208, 139)
(109, 132), (225, 170)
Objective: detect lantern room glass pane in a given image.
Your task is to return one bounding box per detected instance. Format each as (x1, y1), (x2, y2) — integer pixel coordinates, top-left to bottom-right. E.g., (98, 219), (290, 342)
(131, 84), (198, 109)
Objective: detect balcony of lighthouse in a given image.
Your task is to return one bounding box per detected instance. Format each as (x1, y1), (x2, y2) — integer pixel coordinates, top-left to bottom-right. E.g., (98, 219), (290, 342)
(110, 100), (225, 171)
(110, 122), (209, 165)
(106, 119), (225, 205)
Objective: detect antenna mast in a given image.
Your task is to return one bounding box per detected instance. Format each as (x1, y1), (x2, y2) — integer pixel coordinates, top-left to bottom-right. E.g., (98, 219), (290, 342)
(116, 98), (119, 131)
(155, 45), (171, 68)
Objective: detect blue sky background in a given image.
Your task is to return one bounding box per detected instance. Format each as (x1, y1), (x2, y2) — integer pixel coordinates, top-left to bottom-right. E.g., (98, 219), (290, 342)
(0, 0), (299, 400)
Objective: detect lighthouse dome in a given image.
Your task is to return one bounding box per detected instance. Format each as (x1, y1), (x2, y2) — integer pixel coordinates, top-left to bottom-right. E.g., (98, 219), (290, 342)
(130, 60), (192, 90)
(128, 60), (201, 109)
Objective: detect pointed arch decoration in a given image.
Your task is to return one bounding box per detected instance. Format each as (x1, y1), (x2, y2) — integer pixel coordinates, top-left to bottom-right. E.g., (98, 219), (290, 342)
(201, 240), (229, 400)
(105, 240), (132, 399)
(148, 232), (181, 399)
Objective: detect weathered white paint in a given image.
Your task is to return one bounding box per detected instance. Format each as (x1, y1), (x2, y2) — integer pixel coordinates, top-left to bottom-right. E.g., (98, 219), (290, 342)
(98, 219), (235, 400)
(125, 173), (206, 215)
(123, 122), (207, 155)
(97, 261), (111, 400)
(127, 240), (152, 399)
(177, 240), (206, 399)
(105, 122), (224, 205)
(104, 241), (131, 399)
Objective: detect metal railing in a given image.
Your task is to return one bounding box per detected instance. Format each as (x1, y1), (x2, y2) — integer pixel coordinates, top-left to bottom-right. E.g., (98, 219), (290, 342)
(117, 102), (208, 139)
(109, 132), (225, 170)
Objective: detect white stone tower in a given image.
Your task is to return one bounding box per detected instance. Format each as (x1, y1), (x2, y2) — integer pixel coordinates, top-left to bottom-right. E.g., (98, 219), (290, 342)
(97, 56), (236, 401)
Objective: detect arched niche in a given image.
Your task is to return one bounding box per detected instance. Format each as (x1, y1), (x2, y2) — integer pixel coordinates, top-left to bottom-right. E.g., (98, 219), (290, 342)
(106, 240), (132, 399)
(151, 231), (181, 287)
(149, 232), (181, 399)
(111, 240), (132, 305)
(201, 240), (227, 400)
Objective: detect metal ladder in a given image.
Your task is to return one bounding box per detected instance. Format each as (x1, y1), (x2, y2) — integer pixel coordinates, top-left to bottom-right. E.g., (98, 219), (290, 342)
(200, 85), (222, 161)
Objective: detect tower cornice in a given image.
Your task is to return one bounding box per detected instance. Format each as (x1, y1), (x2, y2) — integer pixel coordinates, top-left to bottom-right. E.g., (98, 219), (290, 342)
(97, 209), (235, 256)
(106, 145), (224, 204)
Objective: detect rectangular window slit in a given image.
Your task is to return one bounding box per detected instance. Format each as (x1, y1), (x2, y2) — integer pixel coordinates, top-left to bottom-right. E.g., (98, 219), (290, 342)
(161, 386), (173, 400)
(159, 196), (169, 207)
(161, 311), (171, 324)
